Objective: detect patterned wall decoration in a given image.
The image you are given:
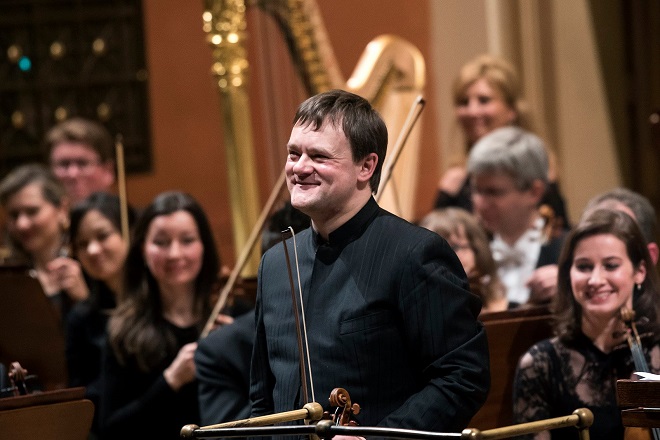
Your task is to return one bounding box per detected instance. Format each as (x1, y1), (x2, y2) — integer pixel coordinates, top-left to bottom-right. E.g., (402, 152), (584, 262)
(0, 0), (151, 179)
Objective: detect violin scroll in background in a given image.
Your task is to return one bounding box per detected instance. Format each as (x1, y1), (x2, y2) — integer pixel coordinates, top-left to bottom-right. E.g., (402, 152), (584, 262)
(0, 361), (40, 398)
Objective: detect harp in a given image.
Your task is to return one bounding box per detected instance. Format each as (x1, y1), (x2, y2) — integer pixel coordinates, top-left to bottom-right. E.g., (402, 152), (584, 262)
(202, 0), (425, 277)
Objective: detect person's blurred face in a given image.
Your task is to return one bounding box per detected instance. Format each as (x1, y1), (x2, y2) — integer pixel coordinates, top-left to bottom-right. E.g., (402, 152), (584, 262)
(446, 225), (476, 276)
(50, 142), (114, 204)
(455, 78), (517, 146)
(4, 182), (66, 256)
(74, 210), (127, 283)
(471, 172), (538, 237)
(143, 210), (204, 292)
(570, 233), (646, 319)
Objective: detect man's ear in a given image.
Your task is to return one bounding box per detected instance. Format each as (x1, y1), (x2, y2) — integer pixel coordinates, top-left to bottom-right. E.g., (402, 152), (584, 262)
(529, 179), (546, 204)
(358, 153), (378, 183)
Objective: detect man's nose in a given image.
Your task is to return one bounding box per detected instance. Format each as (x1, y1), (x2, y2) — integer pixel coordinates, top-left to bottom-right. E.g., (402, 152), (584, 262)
(292, 154), (313, 175)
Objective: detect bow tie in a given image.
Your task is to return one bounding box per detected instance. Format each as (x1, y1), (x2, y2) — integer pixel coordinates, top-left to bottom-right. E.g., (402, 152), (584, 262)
(491, 242), (527, 268)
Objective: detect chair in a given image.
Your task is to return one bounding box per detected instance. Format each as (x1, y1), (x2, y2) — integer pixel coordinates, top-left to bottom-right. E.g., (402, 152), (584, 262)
(469, 305), (554, 429)
(0, 387), (94, 440)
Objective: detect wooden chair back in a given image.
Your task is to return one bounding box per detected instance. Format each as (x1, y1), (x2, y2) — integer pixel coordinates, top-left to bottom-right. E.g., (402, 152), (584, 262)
(0, 387), (94, 439)
(469, 305), (554, 429)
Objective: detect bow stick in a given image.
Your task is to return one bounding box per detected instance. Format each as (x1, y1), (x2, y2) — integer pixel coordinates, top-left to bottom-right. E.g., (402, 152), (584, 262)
(375, 95), (426, 202)
(201, 169), (287, 338)
(114, 134), (130, 246)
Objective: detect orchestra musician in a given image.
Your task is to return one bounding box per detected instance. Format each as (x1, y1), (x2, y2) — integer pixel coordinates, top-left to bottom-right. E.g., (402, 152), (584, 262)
(250, 89), (490, 432)
(419, 207), (509, 314)
(97, 191), (219, 439)
(433, 54), (570, 235)
(466, 126), (566, 306)
(65, 191), (136, 437)
(45, 117), (116, 205)
(0, 163), (89, 322)
(582, 187), (659, 265)
(512, 209), (660, 440)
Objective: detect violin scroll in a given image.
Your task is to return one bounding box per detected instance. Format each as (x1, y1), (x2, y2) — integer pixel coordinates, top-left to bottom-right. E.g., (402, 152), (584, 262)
(326, 387), (361, 426)
(8, 361), (30, 396)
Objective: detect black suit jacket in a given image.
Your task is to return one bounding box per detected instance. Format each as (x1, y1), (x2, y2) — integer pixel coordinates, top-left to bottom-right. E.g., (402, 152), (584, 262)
(250, 197), (490, 432)
(195, 310), (255, 425)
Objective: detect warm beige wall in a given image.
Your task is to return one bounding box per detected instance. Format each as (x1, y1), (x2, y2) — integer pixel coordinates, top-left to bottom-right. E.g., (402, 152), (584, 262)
(549, 0), (622, 218)
(430, 0), (490, 172)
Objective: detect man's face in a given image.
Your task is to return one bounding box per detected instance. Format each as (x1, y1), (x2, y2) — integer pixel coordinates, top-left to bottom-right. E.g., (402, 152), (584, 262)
(285, 121), (366, 223)
(50, 142), (114, 204)
(471, 172), (537, 236)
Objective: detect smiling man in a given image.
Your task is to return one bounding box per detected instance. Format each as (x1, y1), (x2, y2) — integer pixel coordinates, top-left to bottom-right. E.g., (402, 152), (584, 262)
(45, 118), (116, 205)
(249, 89), (489, 433)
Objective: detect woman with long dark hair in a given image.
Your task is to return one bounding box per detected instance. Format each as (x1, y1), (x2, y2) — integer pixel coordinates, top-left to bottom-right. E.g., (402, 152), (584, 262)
(98, 191), (219, 439)
(512, 209), (660, 439)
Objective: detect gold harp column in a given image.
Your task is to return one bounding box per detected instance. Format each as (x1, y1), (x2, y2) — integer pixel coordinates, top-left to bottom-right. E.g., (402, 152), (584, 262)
(203, 0), (261, 276)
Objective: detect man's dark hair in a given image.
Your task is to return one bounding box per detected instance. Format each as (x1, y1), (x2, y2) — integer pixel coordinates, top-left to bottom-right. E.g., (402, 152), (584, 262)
(292, 89), (388, 193)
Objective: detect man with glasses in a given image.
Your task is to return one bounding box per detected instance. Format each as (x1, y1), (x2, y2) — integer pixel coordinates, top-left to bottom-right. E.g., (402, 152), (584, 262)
(46, 117), (115, 204)
(467, 126), (566, 306)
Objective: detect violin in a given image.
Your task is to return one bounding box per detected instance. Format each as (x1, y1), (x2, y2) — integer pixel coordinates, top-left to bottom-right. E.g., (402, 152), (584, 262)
(620, 308), (660, 440)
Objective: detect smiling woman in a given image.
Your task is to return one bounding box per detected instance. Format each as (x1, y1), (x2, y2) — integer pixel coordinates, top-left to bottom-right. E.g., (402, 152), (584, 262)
(512, 209), (660, 440)
(0, 163), (89, 321)
(98, 191), (220, 440)
(65, 191), (136, 437)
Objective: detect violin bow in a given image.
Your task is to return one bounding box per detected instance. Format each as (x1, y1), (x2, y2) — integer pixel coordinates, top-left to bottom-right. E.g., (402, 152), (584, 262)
(115, 134), (130, 247)
(375, 95), (426, 202)
(201, 168), (287, 338)
(281, 226), (315, 406)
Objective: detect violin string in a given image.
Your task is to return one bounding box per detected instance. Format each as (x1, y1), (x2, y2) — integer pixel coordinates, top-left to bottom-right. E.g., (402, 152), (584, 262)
(289, 226), (316, 403)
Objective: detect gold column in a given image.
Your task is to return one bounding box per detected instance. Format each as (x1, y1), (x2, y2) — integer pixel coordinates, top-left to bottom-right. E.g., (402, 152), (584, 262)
(203, 0), (261, 276)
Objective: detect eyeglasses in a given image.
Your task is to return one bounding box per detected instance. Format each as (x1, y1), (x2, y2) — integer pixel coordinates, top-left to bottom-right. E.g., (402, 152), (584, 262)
(51, 159), (102, 175)
(449, 242), (472, 253)
(471, 185), (518, 199)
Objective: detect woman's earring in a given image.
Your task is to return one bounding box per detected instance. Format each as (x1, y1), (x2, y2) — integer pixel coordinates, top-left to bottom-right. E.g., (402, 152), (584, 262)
(636, 283), (642, 292)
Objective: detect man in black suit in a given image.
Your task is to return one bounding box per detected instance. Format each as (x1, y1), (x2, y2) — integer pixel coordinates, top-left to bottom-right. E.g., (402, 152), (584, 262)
(250, 89), (489, 432)
(195, 309), (255, 425)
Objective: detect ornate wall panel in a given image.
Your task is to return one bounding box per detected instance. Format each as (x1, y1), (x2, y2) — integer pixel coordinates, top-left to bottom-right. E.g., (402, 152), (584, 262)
(0, 0), (151, 178)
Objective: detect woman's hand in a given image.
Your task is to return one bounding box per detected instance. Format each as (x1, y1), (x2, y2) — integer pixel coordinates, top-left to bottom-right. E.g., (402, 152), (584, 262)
(164, 342), (198, 391)
(47, 256), (89, 302)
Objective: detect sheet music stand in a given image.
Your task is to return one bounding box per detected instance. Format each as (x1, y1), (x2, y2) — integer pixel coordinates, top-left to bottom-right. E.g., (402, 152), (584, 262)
(0, 265), (68, 390)
(617, 379), (660, 429)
